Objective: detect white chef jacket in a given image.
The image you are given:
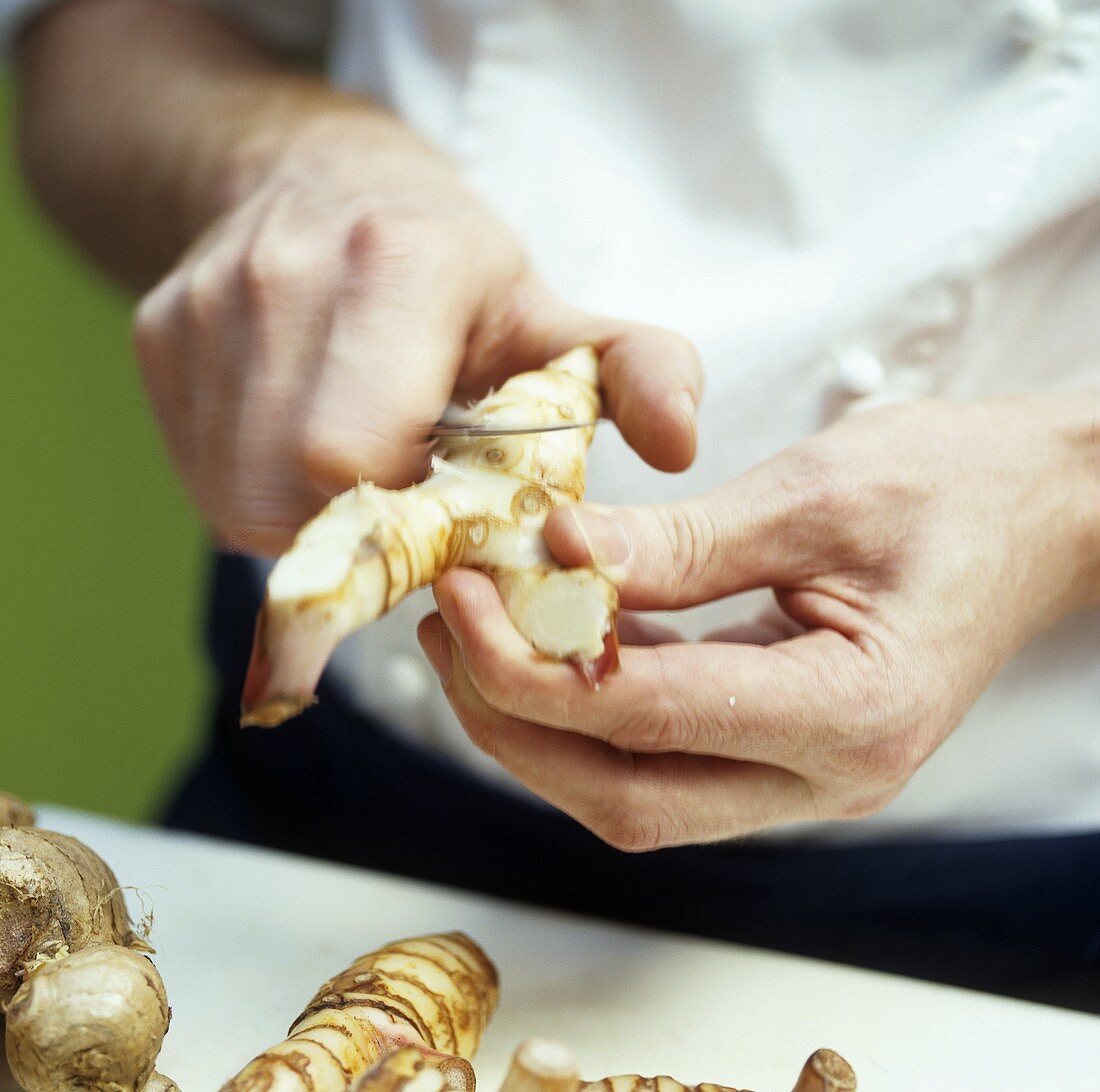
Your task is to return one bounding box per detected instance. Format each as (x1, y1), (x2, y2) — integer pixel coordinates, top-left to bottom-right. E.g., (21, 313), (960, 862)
(5, 0), (1099, 841)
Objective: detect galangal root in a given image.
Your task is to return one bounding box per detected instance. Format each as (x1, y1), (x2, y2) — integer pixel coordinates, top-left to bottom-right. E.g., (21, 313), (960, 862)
(5, 945), (178, 1092)
(0, 791), (178, 1091)
(0, 826), (145, 1005)
(242, 346), (619, 728)
(221, 932), (499, 1091)
(497, 1040), (854, 1092)
(354, 1038), (857, 1092)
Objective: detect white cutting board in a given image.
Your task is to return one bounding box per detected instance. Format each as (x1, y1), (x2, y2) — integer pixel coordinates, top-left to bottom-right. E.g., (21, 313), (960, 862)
(27, 807), (1100, 1091)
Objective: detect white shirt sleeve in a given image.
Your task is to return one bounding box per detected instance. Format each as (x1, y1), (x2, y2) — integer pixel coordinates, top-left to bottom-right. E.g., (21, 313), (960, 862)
(1, 0), (330, 61)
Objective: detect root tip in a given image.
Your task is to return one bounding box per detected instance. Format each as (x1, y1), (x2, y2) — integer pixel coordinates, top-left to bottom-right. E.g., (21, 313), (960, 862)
(240, 694), (317, 729)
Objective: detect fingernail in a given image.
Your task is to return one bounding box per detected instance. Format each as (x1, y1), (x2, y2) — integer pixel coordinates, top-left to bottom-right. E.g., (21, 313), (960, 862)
(566, 504), (634, 579)
(676, 389), (697, 429)
(421, 626), (454, 686)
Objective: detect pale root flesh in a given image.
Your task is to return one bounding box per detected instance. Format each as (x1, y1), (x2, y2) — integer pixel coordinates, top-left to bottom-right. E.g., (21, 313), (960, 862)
(221, 932), (498, 1092)
(4, 945), (173, 1092)
(242, 347), (619, 727)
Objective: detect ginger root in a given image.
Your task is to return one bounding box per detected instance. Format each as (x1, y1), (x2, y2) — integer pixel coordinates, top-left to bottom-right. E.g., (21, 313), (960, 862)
(4, 945), (176, 1092)
(0, 828), (147, 1004)
(242, 346), (619, 728)
(222, 931), (498, 1092)
(0, 793), (33, 829)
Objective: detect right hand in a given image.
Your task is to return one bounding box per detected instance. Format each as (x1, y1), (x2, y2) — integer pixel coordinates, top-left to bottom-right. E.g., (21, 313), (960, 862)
(133, 111), (703, 555)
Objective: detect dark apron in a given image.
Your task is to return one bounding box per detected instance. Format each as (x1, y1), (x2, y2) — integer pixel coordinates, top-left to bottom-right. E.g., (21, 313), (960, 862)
(164, 553), (1100, 1013)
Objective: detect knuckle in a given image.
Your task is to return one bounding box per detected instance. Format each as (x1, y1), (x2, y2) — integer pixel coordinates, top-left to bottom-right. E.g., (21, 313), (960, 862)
(789, 448), (853, 519)
(241, 237), (306, 301)
(184, 263), (229, 329)
(133, 284), (176, 365)
(606, 690), (697, 754)
(345, 213), (423, 270)
(458, 711), (502, 763)
(826, 702), (926, 792)
(833, 787), (899, 821)
(587, 790), (666, 854)
(345, 212), (459, 287)
(657, 329), (702, 378)
(345, 213), (390, 262)
(853, 733), (921, 787)
(299, 421), (356, 484)
(462, 646), (515, 712)
(656, 503), (719, 587)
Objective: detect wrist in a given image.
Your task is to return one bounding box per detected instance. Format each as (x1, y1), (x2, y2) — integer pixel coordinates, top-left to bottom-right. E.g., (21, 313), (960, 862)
(1011, 388), (1100, 620)
(207, 86), (444, 223)
(206, 87), (413, 213)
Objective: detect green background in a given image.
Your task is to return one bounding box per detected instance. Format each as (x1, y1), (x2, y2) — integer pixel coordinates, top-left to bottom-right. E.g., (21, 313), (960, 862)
(0, 71), (208, 822)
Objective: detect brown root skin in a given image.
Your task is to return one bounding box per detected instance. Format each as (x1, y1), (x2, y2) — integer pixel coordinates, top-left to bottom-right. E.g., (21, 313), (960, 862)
(222, 932), (498, 1092)
(0, 794), (34, 829)
(241, 346), (619, 728)
(789, 1051), (856, 1092)
(4, 945), (172, 1092)
(0, 829), (146, 1004)
(580, 1076), (745, 1092)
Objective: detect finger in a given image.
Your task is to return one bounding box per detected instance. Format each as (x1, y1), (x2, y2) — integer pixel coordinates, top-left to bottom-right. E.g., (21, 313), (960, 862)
(302, 228), (471, 494)
(434, 568), (864, 769)
(616, 611), (686, 646)
(543, 461), (827, 610)
(223, 232), (345, 551)
(184, 217), (339, 554)
(703, 606), (807, 646)
(133, 271), (198, 487)
(465, 279), (703, 473)
(417, 613), (816, 849)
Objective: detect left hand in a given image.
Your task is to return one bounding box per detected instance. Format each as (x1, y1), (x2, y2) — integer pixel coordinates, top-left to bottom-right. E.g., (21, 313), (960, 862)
(418, 393), (1100, 850)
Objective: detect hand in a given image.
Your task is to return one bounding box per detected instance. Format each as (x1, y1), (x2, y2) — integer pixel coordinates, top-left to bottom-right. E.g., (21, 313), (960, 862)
(419, 393), (1100, 850)
(133, 112), (701, 555)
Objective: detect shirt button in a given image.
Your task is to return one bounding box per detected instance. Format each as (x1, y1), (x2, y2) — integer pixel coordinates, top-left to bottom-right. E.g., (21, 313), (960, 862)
(1007, 0), (1063, 44)
(382, 652), (434, 705)
(830, 346), (886, 398)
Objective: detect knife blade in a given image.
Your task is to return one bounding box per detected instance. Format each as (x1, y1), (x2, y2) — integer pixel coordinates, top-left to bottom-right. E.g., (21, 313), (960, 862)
(428, 420), (600, 438)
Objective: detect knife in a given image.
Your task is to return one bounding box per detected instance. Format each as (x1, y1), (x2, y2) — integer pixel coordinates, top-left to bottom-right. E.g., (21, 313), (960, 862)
(428, 419), (600, 438)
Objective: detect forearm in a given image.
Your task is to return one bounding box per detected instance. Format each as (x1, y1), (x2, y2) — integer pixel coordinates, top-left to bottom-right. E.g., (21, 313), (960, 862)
(15, 0), (402, 289)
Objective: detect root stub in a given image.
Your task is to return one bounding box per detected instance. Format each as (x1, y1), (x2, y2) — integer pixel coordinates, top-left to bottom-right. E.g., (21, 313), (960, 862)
(790, 1050), (856, 1092)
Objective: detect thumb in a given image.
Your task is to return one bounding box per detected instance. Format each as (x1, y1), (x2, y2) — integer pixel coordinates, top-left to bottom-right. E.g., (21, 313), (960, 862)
(544, 479), (812, 610)
(465, 279), (704, 473)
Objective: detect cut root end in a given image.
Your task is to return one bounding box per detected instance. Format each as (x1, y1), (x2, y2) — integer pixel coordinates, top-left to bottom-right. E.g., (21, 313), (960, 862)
(574, 627), (620, 689)
(240, 694), (317, 729)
